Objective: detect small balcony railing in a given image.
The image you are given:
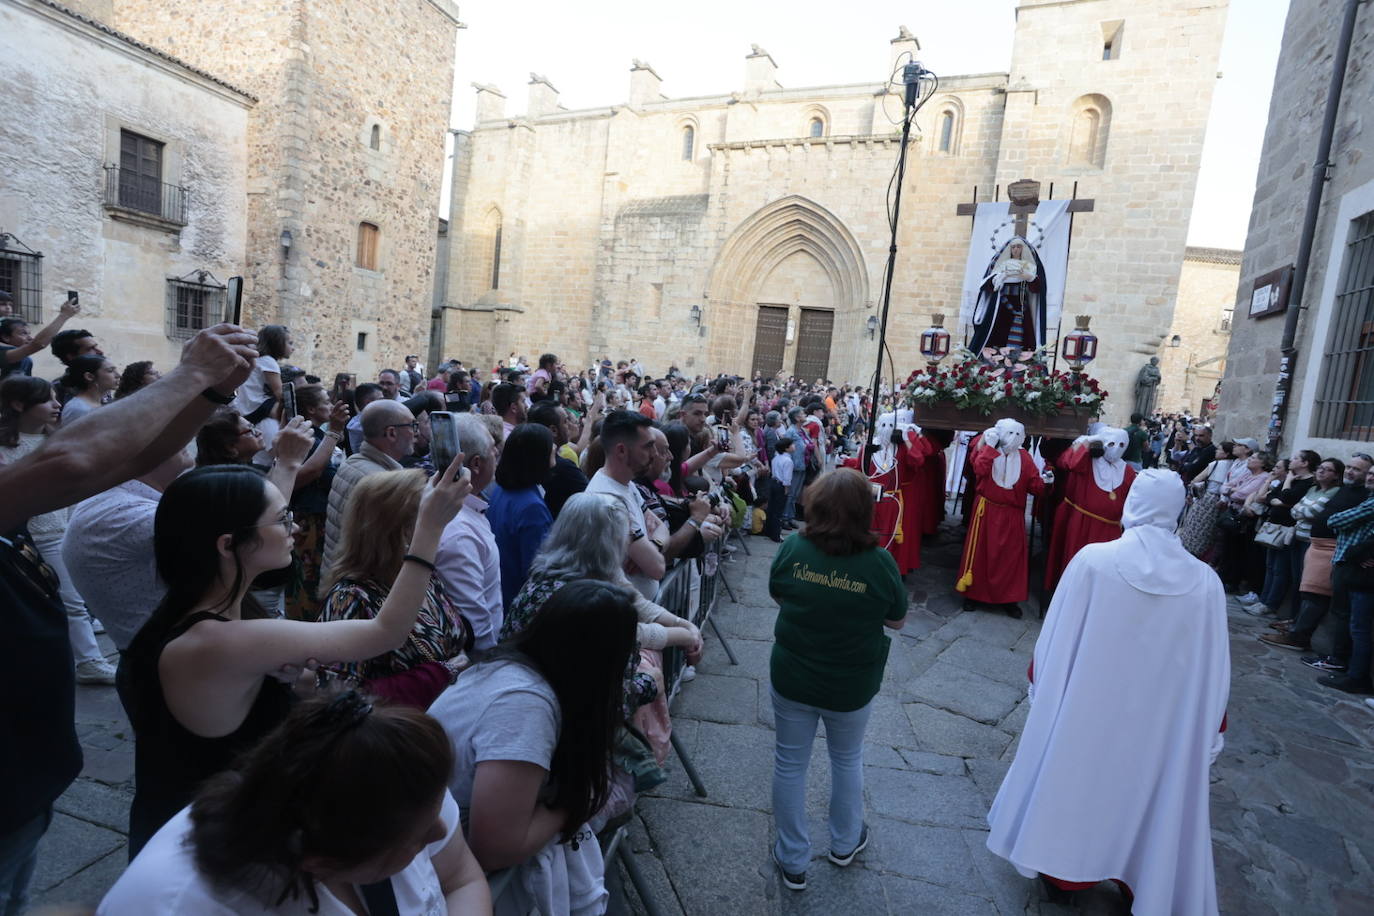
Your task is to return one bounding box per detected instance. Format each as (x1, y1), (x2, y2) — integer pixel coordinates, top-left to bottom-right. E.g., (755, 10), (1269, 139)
(103, 166), (187, 226)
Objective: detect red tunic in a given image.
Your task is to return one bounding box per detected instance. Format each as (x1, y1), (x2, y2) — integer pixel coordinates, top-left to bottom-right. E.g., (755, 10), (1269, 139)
(895, 432), (930, 571)
(842, 453), (916, 573)
(916, 433), (947, 536)
(955, 444), (1045, 604)
(1043, 446), (1136, 591)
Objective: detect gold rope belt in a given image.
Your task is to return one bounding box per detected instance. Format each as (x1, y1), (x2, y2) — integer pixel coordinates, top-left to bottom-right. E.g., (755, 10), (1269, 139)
(956, 496), (986, 592)
(1065, 498), (1122, 528)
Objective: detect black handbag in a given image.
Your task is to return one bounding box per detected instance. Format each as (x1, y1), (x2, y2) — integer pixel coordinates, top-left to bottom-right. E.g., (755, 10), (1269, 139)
(1216, 507), (1243, 532)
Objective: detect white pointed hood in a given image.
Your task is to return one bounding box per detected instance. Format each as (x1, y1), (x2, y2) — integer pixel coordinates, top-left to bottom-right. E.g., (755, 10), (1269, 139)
(1115, 469), (1203, 596)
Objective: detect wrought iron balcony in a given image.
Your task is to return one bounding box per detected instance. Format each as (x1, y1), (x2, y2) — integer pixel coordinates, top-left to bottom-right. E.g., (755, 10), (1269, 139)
(102, 166), (187, 226)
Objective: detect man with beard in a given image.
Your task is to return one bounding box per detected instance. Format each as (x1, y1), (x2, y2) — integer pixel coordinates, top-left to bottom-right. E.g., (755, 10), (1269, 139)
(586, 410), (666, 598)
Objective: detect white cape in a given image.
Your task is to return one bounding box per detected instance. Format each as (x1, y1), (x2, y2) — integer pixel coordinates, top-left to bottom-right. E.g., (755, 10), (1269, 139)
(986, 524), (1230, 916)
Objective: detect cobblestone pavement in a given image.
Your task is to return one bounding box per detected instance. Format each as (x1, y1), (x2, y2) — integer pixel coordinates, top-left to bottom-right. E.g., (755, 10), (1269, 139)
(28, 526), (1374, 915)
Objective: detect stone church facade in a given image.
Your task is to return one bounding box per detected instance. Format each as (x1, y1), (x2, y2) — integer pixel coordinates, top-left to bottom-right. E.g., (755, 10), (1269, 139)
(443, 0), (1228, 424)
(106, 0), (465, 378)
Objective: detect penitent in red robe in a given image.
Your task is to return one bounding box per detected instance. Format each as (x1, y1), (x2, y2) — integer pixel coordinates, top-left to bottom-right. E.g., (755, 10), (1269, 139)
(955, 442), (1045, 604)
(896, 432), (931, 571)
(1043, 445), (1136, 591)
(843, 452), (919, 574)
(916, 433), (947, 536)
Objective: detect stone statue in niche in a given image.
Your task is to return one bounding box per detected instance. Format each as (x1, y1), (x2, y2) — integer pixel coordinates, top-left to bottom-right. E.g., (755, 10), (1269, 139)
(1133, 357), (1162, 416)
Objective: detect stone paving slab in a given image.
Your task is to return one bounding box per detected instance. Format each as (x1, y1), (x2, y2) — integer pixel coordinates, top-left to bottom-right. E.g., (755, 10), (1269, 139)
(902, 702), (1016, 759)
(903, 660), (1024, 725)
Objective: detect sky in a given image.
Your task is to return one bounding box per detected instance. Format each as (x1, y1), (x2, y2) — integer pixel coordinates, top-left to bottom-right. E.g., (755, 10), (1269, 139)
(442, 0), (1291, 250)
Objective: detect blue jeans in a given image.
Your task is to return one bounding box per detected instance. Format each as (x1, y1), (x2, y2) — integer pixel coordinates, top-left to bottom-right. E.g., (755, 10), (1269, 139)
(770, 687), (872, 873)
(1349, 588), (1374, 684)
(1260, 542), (1293, 611)
(783, 470), (805, 523)
(0, 807), (52, 916)
(1284, 539), (1310, 620)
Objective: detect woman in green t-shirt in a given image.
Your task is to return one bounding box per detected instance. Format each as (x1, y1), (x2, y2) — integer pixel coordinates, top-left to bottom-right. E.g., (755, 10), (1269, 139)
(767, 468), (908, 890)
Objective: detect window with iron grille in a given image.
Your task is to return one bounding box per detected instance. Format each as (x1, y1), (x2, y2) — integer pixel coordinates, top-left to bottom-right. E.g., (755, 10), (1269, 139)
(166, 273), (226, 341)
(1219, 307), (1233, 332)
(1312, 211), (1374, 440)
(0, 234), (44, 324)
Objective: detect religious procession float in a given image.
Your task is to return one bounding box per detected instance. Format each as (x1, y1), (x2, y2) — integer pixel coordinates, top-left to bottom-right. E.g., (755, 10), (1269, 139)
(902, 313), (1106, 439)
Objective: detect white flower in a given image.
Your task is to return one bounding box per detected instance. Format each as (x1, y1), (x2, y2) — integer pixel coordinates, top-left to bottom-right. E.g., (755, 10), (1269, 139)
(1025, 391), (1041, 401)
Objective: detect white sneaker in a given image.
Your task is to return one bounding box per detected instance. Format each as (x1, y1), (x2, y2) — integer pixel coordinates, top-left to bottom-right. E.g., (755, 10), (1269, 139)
(90, 618), (106, 635)
(680, 665), (697, 683)
(1243, 603), (1274, 617)
(1237, 592), (1260, 605)
(75, 658), (117, 686)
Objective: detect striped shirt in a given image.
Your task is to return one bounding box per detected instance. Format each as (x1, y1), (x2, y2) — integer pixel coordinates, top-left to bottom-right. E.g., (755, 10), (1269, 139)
(1291, 484), (1339, 541)
(1327, 493), (1374, 564)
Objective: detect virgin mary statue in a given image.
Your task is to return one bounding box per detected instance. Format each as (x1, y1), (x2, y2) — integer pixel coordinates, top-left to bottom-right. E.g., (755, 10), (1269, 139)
(969, 237), (1049, 358)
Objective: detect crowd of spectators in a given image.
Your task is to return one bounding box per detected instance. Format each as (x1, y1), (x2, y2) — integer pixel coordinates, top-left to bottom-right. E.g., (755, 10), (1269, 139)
(1152, 416), (1374, 699)
(1, 312), (882, 914)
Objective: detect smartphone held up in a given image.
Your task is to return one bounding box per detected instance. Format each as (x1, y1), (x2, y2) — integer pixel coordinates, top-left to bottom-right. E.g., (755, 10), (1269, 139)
(429, 411), (466, 481)
(224, 276), (243, 326)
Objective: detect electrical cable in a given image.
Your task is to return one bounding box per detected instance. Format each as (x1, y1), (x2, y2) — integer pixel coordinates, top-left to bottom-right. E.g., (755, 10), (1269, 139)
(862, 65), (939, 471)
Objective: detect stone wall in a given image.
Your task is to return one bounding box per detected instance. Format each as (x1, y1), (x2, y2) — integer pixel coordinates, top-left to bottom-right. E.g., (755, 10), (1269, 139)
(978, 0), (1230, 424)
(1155, 247), (1239, 415)
(0, 0), (250, 379)
(447, 1), (1228, 419)
(111, 0), (463, 377)
(1220, 0), (1374, 455)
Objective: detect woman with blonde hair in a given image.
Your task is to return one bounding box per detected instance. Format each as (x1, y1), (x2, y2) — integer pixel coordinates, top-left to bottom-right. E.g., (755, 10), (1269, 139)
(319, 469), (474, 708)
(767, 468), (908, 891)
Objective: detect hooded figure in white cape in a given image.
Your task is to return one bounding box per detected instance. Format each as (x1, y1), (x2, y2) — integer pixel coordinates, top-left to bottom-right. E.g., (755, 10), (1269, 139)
(986, 469), (1230, 915)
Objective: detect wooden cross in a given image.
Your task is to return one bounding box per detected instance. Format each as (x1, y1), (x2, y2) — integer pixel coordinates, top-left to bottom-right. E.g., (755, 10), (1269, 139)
(956, 178), (1095, 234)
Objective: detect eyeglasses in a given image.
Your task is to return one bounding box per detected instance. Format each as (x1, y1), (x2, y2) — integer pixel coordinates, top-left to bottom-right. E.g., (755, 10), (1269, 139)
(1353, 453), (1374, 464)
(386, 421), (420, 433)
(249, 509), (294, 533)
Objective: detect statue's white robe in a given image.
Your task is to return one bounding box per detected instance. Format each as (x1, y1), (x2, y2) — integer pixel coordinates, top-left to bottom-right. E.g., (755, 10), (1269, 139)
(987, 522), (1230, 916)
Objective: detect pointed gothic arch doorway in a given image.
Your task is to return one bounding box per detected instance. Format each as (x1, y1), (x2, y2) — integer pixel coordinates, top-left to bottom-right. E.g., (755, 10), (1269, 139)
(707, 196), (868, 381)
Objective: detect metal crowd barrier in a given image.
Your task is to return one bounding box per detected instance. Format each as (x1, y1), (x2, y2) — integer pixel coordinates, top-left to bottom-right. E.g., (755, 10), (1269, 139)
(653, 535), (741, 799)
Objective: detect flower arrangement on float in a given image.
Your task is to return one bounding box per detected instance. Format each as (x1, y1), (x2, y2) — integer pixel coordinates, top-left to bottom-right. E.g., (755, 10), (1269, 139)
(902, 344), (1108, 418)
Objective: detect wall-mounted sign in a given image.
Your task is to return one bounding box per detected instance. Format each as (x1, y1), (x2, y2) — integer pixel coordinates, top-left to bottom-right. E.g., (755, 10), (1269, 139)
(1249, 265), (1293, 319)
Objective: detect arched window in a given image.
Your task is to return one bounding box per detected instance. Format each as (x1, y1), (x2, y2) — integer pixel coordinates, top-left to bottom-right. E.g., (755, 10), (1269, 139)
(681, 125), (695, 161)
(491, 223), (502, 290)
(356, 222), (379, 270)
(1067, 94), (1112, 168)
(938, 111), (954, 152)
(369, 124), (381, 150)
(477, 207), (503, 293)
(808, 117), (825, 138)
(1069, 109), (1100, 163)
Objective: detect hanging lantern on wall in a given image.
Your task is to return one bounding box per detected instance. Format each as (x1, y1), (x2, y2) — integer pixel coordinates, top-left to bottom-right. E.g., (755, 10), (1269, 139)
(1061, 314), (1098, 371)
(919, 313), (952, 367)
